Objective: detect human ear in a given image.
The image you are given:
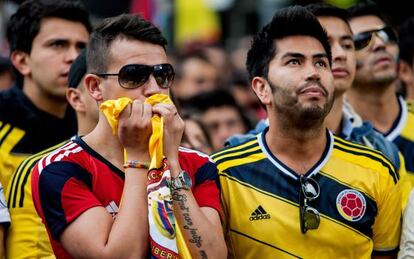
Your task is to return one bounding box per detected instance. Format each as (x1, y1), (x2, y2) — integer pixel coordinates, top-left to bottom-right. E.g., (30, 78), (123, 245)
(252, 76), (272, 106)
(10, 50), (30, 76)
(84, 74), (103, 102)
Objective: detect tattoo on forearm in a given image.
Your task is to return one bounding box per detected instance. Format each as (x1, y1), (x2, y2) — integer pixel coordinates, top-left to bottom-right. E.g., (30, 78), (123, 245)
(172, 192), (204, 249)
(200, 250), (208, 258)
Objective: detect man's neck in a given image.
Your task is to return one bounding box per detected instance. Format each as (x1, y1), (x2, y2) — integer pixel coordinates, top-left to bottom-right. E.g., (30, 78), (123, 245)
(23, 80), (68, 118)
(325, 96), (344, 136)
(347, 83), (399, 134)
(82, 118), (125, 170)
(266, 115), (328, 175)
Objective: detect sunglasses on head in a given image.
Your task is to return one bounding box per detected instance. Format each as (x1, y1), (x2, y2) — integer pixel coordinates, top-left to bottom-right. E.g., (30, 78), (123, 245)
(299, 176), (320, 234)
(353, 26), (398, 51)
(94, 63), (175, 89)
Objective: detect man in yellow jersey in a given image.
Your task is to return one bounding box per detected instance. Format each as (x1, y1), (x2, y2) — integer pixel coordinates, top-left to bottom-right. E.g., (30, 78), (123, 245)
(347, 2), (414, 185)
(213, 6), (401, 258)
(5, 50), (98, 259)
(0, 0), (91, 190)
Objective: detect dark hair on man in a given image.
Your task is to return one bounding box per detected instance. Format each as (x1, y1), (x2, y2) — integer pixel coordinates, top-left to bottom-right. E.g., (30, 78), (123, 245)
(347, 0), (388, 24)
(88, 14), (167, 73)
(68, 49), (87, 88)
(7, 0), (91, 54)
(398, 17), (414, 66)
(306, 3), (350, 27)
(6, 0), (91, 87)
(246, 5), (331, 81)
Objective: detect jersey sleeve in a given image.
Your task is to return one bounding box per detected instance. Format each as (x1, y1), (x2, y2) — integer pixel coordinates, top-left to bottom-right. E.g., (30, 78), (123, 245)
(372, 165), (402, 255)
(36, 161), (102, 241)
(192, 160), (220, 213)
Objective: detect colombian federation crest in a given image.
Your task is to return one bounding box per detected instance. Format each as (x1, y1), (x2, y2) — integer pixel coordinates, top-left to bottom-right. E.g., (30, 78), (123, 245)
(336, 189), (366, 222)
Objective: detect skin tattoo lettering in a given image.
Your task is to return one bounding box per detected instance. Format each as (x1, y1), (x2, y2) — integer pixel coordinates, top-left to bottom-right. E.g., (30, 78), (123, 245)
(172, 191), (208, 257)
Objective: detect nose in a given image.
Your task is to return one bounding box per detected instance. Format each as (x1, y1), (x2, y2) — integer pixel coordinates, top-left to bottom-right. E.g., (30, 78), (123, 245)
(305, 63), (321, 82)
(65, 46), (81, 64)
(143, 74), (163, 97)
(332, 42), (347, 63)
(371, 32), (387, 52)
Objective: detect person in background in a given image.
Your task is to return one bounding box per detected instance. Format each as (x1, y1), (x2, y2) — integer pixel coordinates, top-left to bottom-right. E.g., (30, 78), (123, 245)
(0, 179), (10, 259)
(32, 14), (226, 258)
(397, 17), (414, 101)
(0, 0), (91, 190)
(181, 114), (213, 154)
(347, 1), (414, 200)
(5, 49), (98, 259)
(185, 89), (252, 151)
(399, 189), (414, 258)
(213, 6), (401, 258)
(172, 50), (219, 104)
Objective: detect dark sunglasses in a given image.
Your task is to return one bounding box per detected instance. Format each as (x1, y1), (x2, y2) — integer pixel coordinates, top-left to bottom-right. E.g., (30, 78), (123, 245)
(353, 26), (398, 51)
(299, 176), (320, 234)
(94, 63), (175, 89)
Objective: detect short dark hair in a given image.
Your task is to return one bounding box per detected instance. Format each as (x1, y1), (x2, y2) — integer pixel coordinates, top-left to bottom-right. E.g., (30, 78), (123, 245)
(306, 3), (351, 29)
(398, 17), (414, 66)
(246, 5), (331, 81)
(347, 1), (389, 24)
(6, 0), (91, 54)
(87, 14), (167, 73)
(68, 49), (87, 88)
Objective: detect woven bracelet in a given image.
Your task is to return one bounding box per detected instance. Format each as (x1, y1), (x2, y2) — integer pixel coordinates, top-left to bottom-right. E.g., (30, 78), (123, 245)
(123, 160), (150, 169)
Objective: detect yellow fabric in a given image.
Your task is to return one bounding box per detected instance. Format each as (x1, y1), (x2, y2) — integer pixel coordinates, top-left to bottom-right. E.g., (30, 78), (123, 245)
(144, 94), (173, 169)
(100, 97), (132, 135)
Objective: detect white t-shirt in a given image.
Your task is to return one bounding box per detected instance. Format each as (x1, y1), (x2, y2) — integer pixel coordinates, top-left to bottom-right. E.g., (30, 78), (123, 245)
(399, 189), (414, 258)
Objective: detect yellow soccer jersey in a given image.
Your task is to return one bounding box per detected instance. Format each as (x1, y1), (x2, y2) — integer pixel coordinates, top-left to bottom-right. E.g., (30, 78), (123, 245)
(212, 129), (401, 258)
(6, 141), (69, 259)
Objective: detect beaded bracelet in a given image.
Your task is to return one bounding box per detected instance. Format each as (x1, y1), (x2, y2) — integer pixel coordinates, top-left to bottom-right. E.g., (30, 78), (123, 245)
(123, 160), (150, 169)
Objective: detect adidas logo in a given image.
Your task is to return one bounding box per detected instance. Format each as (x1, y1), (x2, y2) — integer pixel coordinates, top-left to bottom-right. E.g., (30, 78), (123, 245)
(249, 205), (271, 221)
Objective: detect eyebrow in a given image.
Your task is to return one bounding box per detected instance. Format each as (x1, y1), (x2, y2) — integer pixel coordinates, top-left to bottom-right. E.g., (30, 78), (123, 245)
(281, 52), (328, 60)
(340, 35), (353, 41)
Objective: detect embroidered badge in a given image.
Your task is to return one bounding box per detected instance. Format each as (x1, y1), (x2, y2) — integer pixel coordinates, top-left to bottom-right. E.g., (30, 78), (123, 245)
(336, 189), (366, 222)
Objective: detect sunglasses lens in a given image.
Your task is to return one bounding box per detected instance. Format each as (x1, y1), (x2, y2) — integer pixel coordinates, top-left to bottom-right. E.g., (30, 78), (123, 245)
(379, 27), (398, 44)
(303, 206), (320, 230)
(354, 32), (373, 51)
(118, 65), (150, 89)
(153, 64), (174, 89)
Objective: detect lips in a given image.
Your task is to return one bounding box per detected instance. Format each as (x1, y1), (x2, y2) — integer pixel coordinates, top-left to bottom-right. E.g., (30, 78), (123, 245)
(299, 85), (327, 97)
(332, 67), (349, 78)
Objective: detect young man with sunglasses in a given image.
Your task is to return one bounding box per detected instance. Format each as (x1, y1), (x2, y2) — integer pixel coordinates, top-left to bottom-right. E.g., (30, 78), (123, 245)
(31, 14), (226, 258)
(347, 2), (414, 188)
(213, 6), (401, 258)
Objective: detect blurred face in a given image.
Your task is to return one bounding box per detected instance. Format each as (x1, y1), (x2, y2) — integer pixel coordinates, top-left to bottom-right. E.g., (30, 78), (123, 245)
(202, 106), (246, 151)
(98, 39), (170, 102)
(259, 36), (334, 124)
(349, 15), (399, 86)
(318, 16), (356, 97)
(182, 119), (212, 154)
(175, 58), (218, 99)
(27, 18), (89, 100)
